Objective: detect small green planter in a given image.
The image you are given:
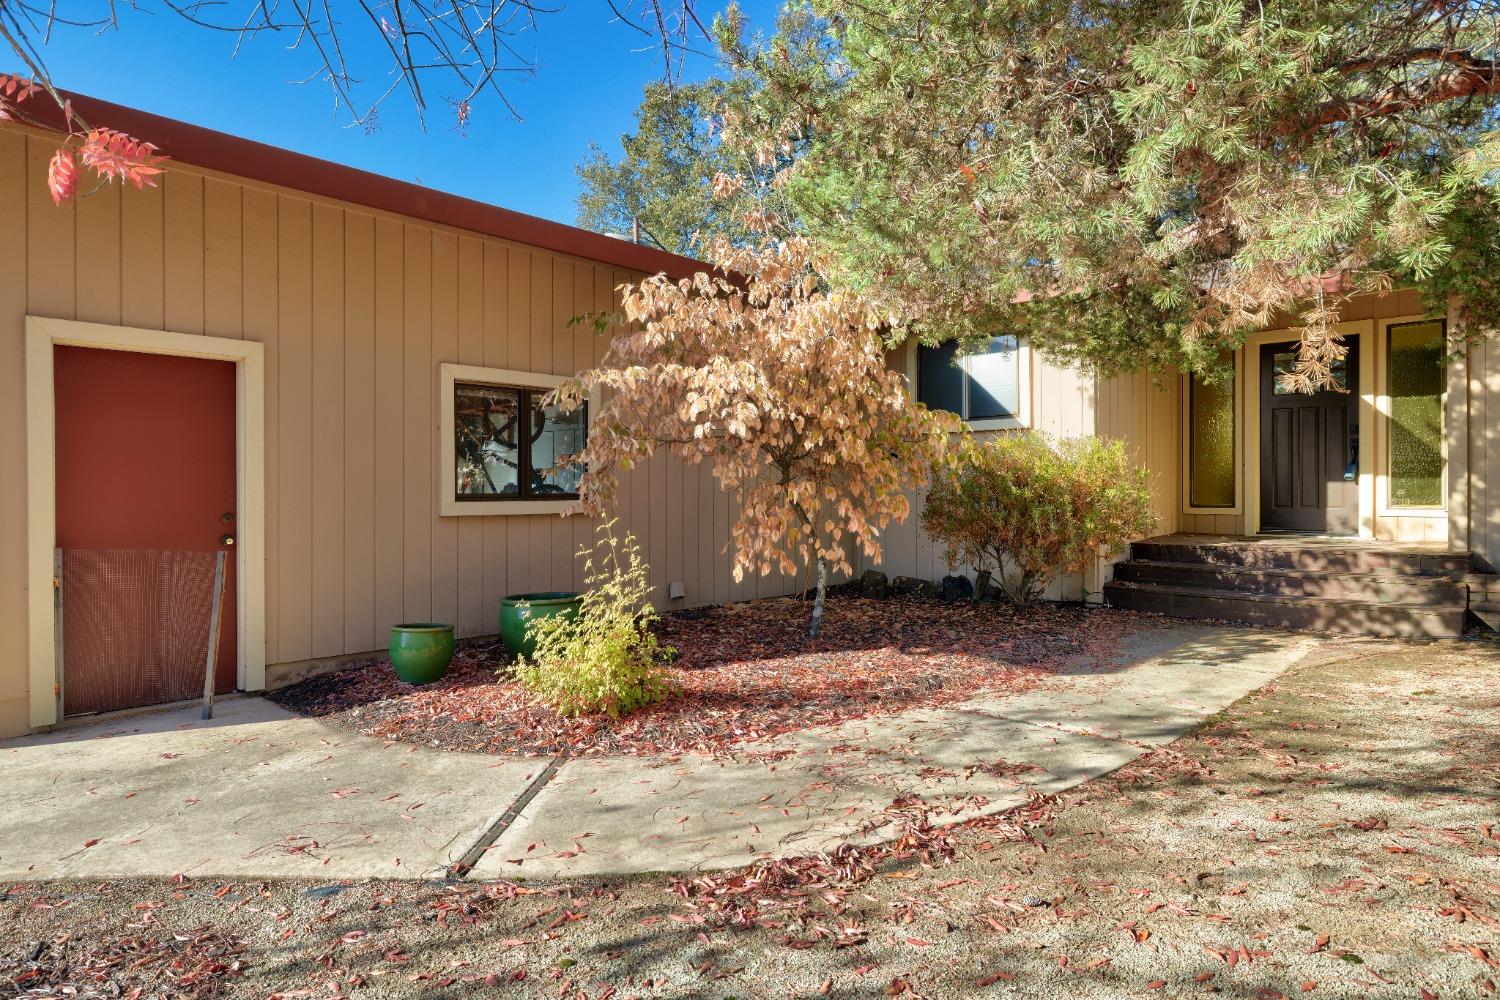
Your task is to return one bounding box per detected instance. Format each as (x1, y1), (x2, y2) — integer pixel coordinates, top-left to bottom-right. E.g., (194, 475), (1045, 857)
(500, 592), (583, 659)
(388, 623), (455, 685)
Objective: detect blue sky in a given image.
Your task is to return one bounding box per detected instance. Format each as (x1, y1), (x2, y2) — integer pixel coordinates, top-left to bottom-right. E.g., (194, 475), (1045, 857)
(19, 1), (777, 225)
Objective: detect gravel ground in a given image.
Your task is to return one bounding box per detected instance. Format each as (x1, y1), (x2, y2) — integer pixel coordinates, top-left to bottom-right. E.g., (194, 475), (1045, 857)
(4, 633), (1497, 999)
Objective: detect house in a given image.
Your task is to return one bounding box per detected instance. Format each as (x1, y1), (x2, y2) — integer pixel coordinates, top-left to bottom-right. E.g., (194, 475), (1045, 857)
(0, 94), (807, 740)
(1, 95), (1493, 740)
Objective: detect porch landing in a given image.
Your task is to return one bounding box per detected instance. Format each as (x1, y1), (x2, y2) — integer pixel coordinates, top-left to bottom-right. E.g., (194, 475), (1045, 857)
(1140, 532), (1451, 550)
(1105, 534), (1478, 638)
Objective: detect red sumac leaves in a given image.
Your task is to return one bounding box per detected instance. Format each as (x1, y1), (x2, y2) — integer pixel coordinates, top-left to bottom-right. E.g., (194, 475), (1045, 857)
(47, 148), (77, 205)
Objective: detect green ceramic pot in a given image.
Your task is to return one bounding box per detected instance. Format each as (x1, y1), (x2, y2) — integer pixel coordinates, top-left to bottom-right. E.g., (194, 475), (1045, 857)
(388, 623), (455, 685)
(500, 592), (583, 659)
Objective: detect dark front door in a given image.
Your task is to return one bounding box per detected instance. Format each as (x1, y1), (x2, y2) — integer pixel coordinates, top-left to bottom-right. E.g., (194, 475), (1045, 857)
(1259, 339), (1360, 535)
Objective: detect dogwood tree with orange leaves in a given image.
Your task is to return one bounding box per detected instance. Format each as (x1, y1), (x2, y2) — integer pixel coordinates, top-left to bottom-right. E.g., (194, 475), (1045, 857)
(553, 227), (963, 636)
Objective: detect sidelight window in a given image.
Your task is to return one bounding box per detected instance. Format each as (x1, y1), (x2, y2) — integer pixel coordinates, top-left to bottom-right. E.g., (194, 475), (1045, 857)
(1188, 358), (1237, 509)
(1386, 320), (1445, 508)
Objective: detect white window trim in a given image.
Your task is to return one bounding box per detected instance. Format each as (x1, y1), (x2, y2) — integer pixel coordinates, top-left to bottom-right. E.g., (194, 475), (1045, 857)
(1374, 314), (1448, 519)
(438, 362), (590, 517)
(907, 338), (1031, 431)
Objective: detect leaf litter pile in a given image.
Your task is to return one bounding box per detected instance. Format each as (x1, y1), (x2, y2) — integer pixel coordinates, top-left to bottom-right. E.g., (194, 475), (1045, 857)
(3, 874), (247, 999)
(271, 597), (1160, 758)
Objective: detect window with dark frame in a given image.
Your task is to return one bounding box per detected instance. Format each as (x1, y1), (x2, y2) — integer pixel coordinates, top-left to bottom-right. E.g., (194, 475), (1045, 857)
(453, 381), (586, 501)
(916, 335), (1022, 422)
(1272, 351), (1347, 394)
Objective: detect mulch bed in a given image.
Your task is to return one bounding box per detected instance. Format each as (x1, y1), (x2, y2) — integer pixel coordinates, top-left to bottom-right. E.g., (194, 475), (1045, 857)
(269, 597), (1164, 759)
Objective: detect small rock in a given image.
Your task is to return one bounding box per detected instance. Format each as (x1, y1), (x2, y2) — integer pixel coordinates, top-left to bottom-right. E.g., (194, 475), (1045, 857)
(891, 575), (928, 597)
(1022, 893), (1047, 907)
(304, 884), (348, 899)
(941, 574), (974, 603)
(860, 570), (891, 599)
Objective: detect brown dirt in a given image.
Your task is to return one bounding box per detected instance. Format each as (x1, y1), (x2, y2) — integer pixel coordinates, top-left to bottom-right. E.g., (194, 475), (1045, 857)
(268, 597), (1160, 758)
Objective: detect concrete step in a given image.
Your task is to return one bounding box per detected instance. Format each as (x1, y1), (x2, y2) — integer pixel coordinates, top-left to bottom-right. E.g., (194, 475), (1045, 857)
(1130, 540), (1470, 577)
(1103, 580), (1466, 639)
(1112, 560), (1469, 606)
(1470, 601), (1500, 631)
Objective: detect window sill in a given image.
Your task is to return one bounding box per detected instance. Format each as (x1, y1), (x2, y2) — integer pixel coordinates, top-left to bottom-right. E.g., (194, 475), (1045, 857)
(1375, 504), (1447, 519)
(439, 498), (588, 517)
(965, 416), (1027, 432)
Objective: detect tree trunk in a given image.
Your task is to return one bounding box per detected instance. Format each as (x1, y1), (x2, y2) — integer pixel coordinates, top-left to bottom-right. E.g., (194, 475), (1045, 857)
(972, 568), (992, 606)
(809, 558), (828, 637)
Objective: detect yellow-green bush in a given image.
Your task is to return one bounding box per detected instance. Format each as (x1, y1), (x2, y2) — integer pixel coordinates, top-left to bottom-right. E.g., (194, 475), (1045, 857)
(922, 433), (1154, 605)
(515, 520), (674, 717)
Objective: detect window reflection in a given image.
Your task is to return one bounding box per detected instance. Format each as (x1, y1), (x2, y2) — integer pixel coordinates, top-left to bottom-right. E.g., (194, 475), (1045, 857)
(455, 384), (521, 497)
(529, 397), (586, 495)
(454, 382), (586, 500)
(917, 335), (1022, 421)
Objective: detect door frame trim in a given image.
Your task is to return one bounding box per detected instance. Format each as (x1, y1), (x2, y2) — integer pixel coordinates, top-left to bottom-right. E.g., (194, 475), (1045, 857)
(1242, 320), (1375, 538)
(25, 316), (266, 728)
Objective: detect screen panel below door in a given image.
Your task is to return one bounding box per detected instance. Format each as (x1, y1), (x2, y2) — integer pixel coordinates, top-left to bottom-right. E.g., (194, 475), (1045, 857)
(60, 549), (222, 716)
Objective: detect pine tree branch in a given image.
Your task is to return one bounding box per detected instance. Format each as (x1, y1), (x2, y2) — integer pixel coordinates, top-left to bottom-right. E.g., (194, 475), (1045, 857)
(1296, 55), (1500, 132)
(1330, 46), (1493, 76)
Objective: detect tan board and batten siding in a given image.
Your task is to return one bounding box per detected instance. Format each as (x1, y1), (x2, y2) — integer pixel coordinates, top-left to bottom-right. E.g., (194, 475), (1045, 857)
(0, 120), (807, 736)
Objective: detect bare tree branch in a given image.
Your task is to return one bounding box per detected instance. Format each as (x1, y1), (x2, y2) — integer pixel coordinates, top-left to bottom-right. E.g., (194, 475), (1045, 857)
(3, 0), (712, 132)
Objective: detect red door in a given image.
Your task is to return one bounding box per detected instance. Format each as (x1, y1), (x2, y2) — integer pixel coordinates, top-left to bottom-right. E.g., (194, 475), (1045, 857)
(54, 346), (238, 715)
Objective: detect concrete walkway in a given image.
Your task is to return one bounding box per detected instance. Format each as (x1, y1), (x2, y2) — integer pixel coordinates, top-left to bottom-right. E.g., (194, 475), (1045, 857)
(0, 624), (1313, 882)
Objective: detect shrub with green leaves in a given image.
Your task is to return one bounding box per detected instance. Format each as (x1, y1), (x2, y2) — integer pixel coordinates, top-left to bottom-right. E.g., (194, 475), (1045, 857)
(922, 434), (1155, 605)
(515, 521), (675, 717)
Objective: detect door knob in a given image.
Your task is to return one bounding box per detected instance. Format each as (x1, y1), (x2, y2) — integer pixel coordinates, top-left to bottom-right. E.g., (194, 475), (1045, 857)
(220, 534), (235, 547)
